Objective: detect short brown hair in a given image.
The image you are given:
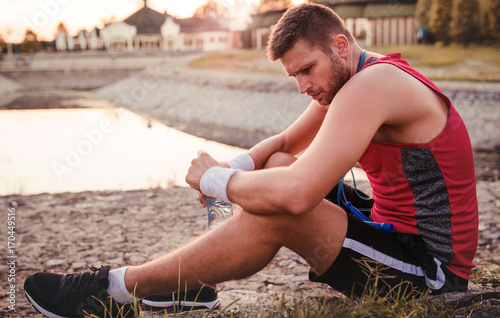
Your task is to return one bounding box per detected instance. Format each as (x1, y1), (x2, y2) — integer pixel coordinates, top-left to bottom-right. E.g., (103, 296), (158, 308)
(267, 3), (355, 61)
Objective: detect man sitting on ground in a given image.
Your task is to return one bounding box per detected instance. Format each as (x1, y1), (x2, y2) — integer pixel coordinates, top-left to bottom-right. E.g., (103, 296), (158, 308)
(24, 3), (478, 317)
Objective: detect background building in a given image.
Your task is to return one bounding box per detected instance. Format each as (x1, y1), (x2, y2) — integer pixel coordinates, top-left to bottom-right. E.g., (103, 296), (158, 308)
(99, 0), (230, 53)
(315, 0), (417, 46)
(62, 0), (418, 53)
(247, 0), (417, 49)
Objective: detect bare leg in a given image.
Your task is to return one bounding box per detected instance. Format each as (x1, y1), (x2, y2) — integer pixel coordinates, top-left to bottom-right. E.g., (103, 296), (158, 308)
(126, 153), (347, 297)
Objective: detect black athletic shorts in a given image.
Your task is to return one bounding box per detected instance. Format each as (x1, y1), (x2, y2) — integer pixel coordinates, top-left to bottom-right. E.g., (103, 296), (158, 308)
(309, 183), (468, 298)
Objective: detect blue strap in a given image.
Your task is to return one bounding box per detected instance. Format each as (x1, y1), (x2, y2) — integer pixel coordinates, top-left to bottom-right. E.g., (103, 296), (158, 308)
(355, 50), (367, 74)
(338, 172), (393, 233)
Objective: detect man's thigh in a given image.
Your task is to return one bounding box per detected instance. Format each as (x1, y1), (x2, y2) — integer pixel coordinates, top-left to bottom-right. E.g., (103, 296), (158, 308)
(239, 198), (348, 276)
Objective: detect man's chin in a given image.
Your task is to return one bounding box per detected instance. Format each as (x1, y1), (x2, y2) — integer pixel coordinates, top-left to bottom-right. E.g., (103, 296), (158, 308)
(316, 97), (333, 106)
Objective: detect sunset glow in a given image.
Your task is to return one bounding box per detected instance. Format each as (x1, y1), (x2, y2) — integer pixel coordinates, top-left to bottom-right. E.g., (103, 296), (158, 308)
(0, 0), (305, 43)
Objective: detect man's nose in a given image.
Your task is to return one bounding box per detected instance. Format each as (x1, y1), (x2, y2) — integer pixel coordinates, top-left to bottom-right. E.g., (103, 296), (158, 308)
(296, 75), (311, 94)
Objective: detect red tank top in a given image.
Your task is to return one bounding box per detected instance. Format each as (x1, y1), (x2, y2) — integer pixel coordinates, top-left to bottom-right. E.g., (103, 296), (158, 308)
(357, 53), (478, 280)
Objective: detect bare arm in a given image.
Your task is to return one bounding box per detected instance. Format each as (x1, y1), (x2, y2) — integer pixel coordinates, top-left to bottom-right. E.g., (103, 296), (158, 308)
(189, 64), (441, 215)
(226, 72), (390, 215)
(226, 62), (449, 215)
(189, 100), (328, 207)
(238, 100), (328, 170)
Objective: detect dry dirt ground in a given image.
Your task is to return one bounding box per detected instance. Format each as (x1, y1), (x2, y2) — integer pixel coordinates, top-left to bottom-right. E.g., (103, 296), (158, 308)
(0, 52), (499, 317)
(1, 182), (499, 317)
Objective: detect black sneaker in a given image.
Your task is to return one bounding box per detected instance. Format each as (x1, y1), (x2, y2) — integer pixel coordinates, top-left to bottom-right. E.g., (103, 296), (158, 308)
(24, 266), (134, 318)
(142, 286), (220, 312)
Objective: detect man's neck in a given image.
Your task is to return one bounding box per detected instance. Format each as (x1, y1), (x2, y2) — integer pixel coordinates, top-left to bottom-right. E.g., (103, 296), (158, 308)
(348, 46), (365, 78)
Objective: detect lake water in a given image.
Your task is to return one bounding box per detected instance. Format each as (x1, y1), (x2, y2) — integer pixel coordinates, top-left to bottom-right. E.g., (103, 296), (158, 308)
(0, 108), (246, 195)
(0, 107), (369, 196)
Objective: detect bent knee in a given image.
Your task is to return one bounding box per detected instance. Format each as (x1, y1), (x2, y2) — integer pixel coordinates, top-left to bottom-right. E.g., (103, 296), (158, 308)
(263, 152), (297, 169)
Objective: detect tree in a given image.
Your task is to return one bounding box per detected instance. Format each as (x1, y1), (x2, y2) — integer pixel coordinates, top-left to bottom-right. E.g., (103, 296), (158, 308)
(101, 15), (117, 27)
(19, 29), (43, 53)
(450, 0), (480, 45)
(0, 34), (6, 54)
(57, 22), (68, 35)
(416, 0), (433, 28)
(252, 0), (292, 13)
(428, 0), (454, 44)
(415, 0), (433, 42)
(481, 0), (500, 41)
(194, 0), (229, 19)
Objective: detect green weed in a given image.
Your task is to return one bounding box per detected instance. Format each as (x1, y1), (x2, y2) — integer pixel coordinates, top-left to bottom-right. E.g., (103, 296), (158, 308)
(83, 262), (458, 318)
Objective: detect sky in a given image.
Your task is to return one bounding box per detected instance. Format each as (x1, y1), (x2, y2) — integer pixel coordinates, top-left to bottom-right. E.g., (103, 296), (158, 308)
(0, 0), (303, 43)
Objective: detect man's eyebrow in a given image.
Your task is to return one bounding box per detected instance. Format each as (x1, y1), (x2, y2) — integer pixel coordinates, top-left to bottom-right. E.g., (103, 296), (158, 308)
(288, 62), (314, 77)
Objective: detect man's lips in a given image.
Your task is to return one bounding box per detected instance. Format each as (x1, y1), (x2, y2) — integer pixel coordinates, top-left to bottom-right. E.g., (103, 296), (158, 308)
(309, 92), (321, 100)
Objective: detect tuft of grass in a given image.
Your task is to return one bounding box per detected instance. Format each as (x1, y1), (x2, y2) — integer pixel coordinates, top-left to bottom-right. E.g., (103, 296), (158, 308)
(226, 286), (456, 318)
(88, 280), (457, 318)
(470, 262), (500, 288)
(82, 258), (492, 317)
(87, 282), (239, 318)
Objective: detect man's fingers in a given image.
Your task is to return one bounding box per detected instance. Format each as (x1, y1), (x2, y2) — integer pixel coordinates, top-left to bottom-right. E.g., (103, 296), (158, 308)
(197, 149), (207, 157)
(195, 150), (220, 167)
(198, 192), (207, 208)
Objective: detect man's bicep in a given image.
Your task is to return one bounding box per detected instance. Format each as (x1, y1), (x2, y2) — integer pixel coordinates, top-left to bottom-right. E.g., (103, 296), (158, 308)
(289, 90), (387, 202)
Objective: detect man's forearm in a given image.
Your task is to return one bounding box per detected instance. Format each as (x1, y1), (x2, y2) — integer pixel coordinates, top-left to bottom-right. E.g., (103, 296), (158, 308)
(245, 134), (286, 170)
(227, 167), (297, 215)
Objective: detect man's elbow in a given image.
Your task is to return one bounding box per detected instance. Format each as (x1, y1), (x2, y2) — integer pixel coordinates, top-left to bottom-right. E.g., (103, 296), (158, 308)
(281, 182), (319, 215)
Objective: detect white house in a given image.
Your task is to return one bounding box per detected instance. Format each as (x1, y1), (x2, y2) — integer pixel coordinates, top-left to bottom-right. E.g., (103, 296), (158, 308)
(78, 30), (87, 50)
(161, 16), (230, 52)
(98, 0), (231, 53)
(160, 16), (182, 51)
(100, 22), (137, 52)
(66, 32), (74, 50)
(89, 28), (101, 50)
(55, 30), (66, 51)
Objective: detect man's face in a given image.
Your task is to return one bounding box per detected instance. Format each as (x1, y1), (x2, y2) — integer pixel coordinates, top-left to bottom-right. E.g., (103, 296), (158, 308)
(279, 41), (349, 106)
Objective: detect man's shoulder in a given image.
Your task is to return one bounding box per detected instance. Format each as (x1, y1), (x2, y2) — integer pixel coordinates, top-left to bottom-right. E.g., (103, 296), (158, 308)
(357, 61), (409, 82)
(341, 63), (412, 102)
(348, 61), (427, 99)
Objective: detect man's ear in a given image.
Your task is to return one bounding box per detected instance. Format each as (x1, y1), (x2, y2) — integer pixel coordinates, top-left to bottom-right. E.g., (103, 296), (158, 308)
(331, 34), (349, 58)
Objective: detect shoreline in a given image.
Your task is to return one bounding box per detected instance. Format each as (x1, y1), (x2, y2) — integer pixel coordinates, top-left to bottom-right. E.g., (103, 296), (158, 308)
(1, 87), (498, 183)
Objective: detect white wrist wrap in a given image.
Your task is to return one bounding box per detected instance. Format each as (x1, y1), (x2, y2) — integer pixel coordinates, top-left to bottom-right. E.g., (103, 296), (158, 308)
(200, 167), (241, 203)
(228, 153), (255, 171)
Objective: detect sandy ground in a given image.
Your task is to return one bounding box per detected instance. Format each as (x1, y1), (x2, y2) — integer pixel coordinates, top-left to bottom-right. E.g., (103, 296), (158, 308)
(0, 51), (499, 317)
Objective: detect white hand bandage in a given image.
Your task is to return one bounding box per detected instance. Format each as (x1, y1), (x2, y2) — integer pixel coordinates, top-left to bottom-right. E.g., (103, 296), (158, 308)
(200, 167), (241, 203)
(228, 153), (255, 171)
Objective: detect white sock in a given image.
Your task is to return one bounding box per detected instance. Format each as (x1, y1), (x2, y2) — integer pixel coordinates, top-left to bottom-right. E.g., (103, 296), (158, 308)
(106, 266), (138, 304)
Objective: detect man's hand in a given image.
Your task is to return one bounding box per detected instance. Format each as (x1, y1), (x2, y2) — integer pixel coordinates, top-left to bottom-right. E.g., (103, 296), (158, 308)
(186, 150), (229, 194)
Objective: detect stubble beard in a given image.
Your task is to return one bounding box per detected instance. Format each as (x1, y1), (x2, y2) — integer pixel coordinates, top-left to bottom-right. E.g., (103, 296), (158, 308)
(317, 56), (350, 106)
